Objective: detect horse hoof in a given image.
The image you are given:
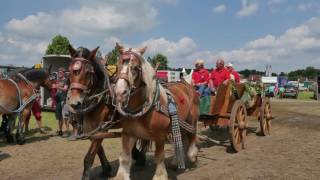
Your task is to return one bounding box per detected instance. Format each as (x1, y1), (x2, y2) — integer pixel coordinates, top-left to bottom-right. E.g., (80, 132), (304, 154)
(81, 176), (89, 180)
(100, 166), (112, 178)
(133, 152), (146, 166)
(16, 134), (26, 145)
(152, 174), (168, 180)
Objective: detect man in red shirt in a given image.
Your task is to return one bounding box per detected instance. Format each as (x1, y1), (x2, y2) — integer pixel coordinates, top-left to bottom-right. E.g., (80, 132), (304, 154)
(192, 59), (210, 96)
(226, 63), (240, 83)
(209, 59), (230, 91)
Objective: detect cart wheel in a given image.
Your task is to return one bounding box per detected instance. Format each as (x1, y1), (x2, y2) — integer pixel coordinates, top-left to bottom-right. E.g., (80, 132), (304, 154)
(260, 98), (272, 136)
(229, 100), (247, 152)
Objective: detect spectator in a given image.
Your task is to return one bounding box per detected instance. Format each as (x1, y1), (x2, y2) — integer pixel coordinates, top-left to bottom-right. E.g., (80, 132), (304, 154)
(25, 98), (46, 134)
(55, 67), (69, 136)
(226, 63), (240, 83)
(209, 58), (230, 91)
(191, 59), (211, 96)
(24, 64), (46, 134)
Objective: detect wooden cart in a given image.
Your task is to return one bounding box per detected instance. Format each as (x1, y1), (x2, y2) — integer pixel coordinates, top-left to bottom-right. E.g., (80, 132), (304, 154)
(199, 82), (272, 152)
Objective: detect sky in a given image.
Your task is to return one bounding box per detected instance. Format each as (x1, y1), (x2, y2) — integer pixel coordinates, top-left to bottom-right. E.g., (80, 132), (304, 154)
(1, 0), (320, 73)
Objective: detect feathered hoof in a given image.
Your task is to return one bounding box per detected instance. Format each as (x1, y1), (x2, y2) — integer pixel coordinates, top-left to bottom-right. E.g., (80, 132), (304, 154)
(152, 173), (168, 180)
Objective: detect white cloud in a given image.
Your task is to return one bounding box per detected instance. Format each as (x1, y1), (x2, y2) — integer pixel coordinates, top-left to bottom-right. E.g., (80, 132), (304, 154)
(5, 0), (158, 39)
(0, 0), (159, 66)
(213, 4), (227, 14)
(118, 17), (320, 72)
(236, 0), (258, 17)
(211, 17), (320, 71)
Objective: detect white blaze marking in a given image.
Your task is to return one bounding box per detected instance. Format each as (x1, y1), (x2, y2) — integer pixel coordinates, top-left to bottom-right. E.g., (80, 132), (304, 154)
(115, 65), (129, 95)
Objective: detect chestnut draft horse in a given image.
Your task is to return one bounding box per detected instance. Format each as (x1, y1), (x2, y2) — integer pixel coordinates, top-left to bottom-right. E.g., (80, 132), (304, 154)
(114, 44), (199, 180)
(67, 46), (146, 180)
(0, 67), (53, 144)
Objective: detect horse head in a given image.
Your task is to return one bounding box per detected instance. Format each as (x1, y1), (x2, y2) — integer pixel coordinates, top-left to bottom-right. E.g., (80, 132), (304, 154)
(68, 45), (99, 109)
(114, 43), (153, 106)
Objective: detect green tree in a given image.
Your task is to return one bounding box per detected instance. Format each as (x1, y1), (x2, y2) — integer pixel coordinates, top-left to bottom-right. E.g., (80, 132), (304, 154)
(105, 45), (121, 65)
(147, 53), (168, 70)
(288, 66), (320, 81)
(238, 69), (265, 78)
(45, 34), (71, 55)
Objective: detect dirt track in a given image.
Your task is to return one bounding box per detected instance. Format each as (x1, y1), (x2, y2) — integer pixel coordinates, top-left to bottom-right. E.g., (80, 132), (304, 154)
(0, 99), (320, 180)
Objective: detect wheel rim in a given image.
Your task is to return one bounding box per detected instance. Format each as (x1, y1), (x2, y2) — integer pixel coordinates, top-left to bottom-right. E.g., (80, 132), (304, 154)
(230, 101), (247, 152)
(260, 100), (272, 136)
(264, 102), (272, 134)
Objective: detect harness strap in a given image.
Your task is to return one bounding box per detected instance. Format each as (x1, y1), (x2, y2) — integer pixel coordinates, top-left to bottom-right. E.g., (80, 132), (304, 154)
(166, 90), (186, 169)
(70, 83), (88, 91)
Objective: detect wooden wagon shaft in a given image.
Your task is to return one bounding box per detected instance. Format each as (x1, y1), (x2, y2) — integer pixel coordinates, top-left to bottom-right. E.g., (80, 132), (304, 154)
(90, 131), (122, 139)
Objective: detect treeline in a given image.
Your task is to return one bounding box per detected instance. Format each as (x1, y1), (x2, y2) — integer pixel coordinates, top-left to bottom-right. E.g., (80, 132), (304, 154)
(239, 67), (320, 81)
(287, 66), (320, 81)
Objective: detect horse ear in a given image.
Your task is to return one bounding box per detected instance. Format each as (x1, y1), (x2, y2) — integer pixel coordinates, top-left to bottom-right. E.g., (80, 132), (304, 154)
(68, 45), (76, 57)
(48, 65), (52, 74)
(138, 46), (147, 55)
(116, 42), (124, 54)
(90, 46), (99, 60)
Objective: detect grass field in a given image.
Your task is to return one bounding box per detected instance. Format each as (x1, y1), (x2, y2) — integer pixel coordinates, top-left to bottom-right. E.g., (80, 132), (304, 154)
(297, 91), (315, 100)
(25, 111), (58, 133)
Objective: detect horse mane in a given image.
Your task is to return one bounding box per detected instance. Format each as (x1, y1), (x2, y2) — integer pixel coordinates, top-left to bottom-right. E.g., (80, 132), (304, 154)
(9, 68), (47, 82)
(135, 53), (157, 102)
(92, 56), (107, 90)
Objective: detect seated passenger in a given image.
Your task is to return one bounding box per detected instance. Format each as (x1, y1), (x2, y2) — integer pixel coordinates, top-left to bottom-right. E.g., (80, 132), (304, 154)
(191, 59), (210, 96)
(226, 63), (240, 83)
(209, 58), (230, 92)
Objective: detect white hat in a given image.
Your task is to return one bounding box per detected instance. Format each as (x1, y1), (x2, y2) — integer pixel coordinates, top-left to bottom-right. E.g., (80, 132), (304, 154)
(226, 63), (233, 67)
(195, 59), (205, 65)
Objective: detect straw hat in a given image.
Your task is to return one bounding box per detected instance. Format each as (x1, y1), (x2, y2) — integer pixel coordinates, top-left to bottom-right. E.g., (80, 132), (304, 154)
(195, 59), (205, 65)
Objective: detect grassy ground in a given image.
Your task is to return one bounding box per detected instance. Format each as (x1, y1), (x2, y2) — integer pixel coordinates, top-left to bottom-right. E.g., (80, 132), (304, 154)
(27, 111), (57, 133)
(297, 91), (315, 100)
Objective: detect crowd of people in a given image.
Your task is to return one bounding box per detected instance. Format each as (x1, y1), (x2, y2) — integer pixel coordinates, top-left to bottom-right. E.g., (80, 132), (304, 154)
(191, 58), (240, 97)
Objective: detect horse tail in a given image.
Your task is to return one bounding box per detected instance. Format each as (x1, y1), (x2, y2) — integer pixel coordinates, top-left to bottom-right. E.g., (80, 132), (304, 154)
(136, 138), (152, 153)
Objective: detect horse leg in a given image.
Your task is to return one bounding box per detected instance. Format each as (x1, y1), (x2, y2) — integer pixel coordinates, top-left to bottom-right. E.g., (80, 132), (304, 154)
(82, 139), (102, 180)
(187, 134), (198, 164)
(153, 140), (168, 180)
(16, 109), (30, 145)
(1, 115), (14, 143)
(114, 133), (136, 180)
(97, 142), (112, 177)
(132, 143), (146, 166)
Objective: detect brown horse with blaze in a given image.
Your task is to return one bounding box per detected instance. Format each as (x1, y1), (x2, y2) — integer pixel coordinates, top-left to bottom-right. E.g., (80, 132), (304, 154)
(114, 43), (199, 180)
(67, 45), (146, 180)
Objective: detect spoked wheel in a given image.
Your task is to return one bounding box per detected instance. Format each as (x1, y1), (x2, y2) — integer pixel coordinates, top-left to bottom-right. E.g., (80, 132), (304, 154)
(229, 100), (247, 152)
(260, 98), (272, 136)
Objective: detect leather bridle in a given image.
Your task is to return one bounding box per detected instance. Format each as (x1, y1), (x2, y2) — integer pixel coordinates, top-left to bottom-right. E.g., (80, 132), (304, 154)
(69, 57), (95, 94)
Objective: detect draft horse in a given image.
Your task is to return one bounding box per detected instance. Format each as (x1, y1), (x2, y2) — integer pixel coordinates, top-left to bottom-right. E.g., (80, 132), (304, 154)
(0, 67), (53, 144)
(114, 44), (199, 180)
(67, 46), (146, 180)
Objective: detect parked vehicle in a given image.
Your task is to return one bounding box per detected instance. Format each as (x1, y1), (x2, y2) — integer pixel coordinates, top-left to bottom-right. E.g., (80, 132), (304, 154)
(283, 85), (298, 98)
